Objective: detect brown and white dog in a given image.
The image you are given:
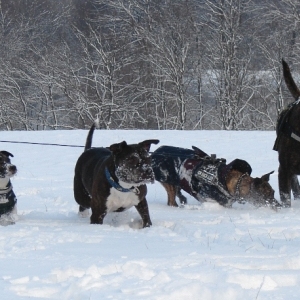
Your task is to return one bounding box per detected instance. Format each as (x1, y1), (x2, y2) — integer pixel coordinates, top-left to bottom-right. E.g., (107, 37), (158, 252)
(73, 124), (159, 227)
(0, 151), (17, 225)
(152, 145), (281, 210)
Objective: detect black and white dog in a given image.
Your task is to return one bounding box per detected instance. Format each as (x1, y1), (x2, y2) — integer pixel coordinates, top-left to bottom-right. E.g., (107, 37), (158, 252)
(74, 123), (159, 228)
(0, 151), (17, 225)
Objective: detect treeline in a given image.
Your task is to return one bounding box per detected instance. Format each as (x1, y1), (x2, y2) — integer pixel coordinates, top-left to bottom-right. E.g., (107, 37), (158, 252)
(0, 0), (299, 130)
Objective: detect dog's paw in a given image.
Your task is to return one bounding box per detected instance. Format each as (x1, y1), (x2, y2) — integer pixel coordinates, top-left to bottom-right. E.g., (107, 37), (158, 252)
(280, 200), (291, 208)
(0, 213), (16, 226)
(78, 209), (90, 218)
(142, 220), (152, 228)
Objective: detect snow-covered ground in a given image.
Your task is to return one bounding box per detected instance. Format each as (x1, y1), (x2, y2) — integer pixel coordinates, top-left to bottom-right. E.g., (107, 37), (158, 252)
(1, 129), (300, 300)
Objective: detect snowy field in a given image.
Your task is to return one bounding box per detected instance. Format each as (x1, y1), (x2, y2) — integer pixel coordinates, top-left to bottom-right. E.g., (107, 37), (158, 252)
(1, 129), (300, 300)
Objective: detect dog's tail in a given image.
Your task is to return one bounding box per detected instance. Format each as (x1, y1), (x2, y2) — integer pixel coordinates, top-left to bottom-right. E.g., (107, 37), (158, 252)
(282, 59), (300, 100)
(84, 123), (96, 151)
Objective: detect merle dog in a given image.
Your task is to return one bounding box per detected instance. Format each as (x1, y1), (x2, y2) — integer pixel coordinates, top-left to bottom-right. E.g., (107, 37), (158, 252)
(152, 145), (281, 210)
(74, 124), (159, 227)
(0, 151), (17, 225)
(273, 59), (300, 207)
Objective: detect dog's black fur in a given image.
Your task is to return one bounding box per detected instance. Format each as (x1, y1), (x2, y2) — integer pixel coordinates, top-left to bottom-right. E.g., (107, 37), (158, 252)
(152, 145), (281, 209)
(74, 124), (159, 227)
(273, 59), (300, 207)
(0, 151), (17, 225)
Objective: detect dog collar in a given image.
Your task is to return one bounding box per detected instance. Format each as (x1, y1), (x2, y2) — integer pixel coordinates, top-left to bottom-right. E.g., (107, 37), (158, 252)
(234, 173), (249, 203)
(105, 167), (139, 194)
(0, 181), (12, 195)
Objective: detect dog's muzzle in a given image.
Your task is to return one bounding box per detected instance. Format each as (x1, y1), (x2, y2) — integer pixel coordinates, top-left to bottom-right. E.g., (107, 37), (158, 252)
(0, 164), (17, 178)
(7, 164), (17, 177)
(116, 163), (155, 184)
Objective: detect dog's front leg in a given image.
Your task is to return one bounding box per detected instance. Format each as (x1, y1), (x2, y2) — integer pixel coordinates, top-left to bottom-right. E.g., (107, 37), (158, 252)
(90, 198), (107, 224)
(135, 199), (152, 228)
(278, 166), (292, 207)
(160, 183), (178, 207)
(176, 187), (187, 205)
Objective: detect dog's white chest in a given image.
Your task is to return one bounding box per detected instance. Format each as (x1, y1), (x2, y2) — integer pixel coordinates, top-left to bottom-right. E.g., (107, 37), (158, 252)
(106, 185), (140, 212)
(0, 176), (10, 189)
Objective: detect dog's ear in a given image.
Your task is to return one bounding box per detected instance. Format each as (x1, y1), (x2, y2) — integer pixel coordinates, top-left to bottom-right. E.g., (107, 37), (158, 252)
(261, 171), (274, 182)
(252, 177), (262, 187)
(0, 151), (13, 157)
(109, 141), (127, 154)
(253, 171), (274, 186)
(139, 139), (159, 152)
(192, 146), (208, 158)
(230, 159), (252, 175)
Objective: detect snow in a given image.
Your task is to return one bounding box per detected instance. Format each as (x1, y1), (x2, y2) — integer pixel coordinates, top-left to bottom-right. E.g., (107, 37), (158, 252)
(1, 129), (300, 300)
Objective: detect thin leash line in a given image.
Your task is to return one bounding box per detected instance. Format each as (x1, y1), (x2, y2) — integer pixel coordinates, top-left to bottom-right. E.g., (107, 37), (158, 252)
(0, 140), (213, 159)
(0, 140), (85, 148)
(0, 140), (165, 155)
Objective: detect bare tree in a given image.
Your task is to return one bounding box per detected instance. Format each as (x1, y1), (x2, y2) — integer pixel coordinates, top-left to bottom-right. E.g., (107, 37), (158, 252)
(256, 0), (300, 117)
(197, 0), (257, 130)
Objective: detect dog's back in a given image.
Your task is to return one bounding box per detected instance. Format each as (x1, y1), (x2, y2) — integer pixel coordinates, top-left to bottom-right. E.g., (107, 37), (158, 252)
(152, 146), (196, 186)
(74, 123), (111, 210)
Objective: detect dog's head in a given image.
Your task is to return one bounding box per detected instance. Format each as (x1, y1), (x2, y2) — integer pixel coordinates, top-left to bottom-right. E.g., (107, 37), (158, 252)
(109, 139), (159, 185)
(249, 171), (281, 209)
(0, 151), (17, 178)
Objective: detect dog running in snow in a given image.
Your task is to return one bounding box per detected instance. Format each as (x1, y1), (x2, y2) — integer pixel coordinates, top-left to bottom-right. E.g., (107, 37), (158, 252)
(73, 123), (159, 227)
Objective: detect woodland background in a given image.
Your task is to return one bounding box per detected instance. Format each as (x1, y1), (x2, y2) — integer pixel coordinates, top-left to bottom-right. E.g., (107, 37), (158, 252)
(0, 0), (300, 131)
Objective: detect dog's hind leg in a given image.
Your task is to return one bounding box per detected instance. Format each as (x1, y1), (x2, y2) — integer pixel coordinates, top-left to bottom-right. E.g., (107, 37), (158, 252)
(79, 205), (90, 218)
(291, 175), (300, 200)
(160, 183), (178, 207)
(73, 176), (91, 216)
(176, 187), (187, 205)
(278, 166), (292, 207)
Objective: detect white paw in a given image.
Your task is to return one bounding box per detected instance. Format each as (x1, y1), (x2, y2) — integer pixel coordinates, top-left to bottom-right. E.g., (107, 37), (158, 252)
(0, 213), (16, 226)
(78, 209), (90, 218)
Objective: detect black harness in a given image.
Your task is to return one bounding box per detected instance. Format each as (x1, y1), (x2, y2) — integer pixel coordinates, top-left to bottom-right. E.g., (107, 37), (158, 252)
(191, 156), (249, 206)
(0, 180), (17, 215)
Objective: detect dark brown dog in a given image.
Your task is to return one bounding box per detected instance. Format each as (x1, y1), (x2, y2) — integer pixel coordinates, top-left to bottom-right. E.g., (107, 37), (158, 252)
(273, 59), (300, 207)
(152, 145), (281, 210)
(74, 123), (159, 227)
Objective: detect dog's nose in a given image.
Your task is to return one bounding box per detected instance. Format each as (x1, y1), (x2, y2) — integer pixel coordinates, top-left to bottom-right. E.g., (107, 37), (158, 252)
(9, 165), (17, 173)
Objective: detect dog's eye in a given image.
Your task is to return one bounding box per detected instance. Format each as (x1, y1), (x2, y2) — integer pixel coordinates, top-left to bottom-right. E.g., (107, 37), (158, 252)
(127, 156), (140, 165)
